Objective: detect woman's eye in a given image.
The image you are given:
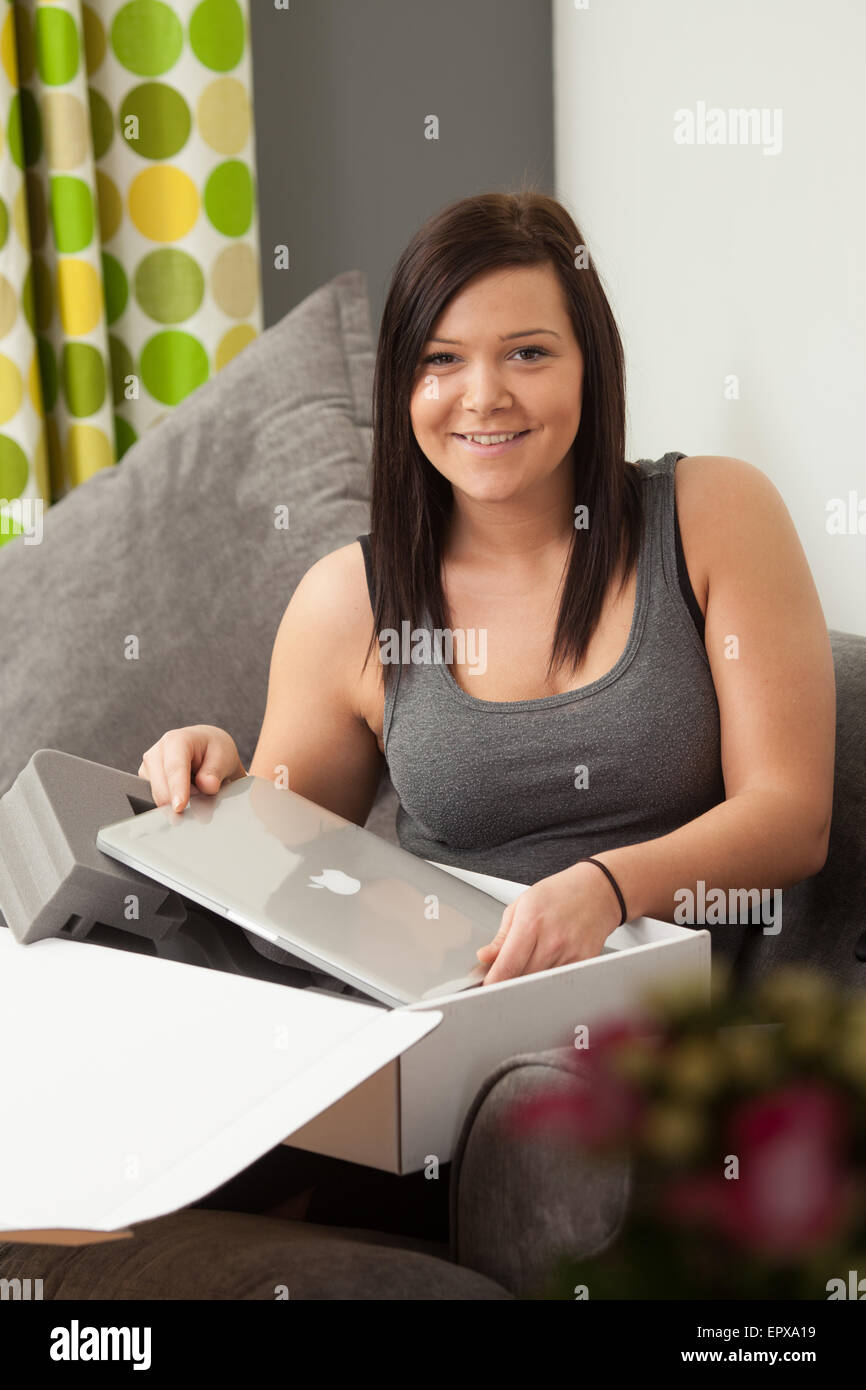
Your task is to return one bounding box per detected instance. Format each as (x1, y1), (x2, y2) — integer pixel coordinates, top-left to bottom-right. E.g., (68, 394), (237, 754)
(422, 352), (455, 366)
(420, 346), (549, 366)
(512, 346), (549, 362)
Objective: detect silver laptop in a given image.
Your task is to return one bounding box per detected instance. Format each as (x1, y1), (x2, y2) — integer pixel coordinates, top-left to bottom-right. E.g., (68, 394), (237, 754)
(96, 775), (513, 1007)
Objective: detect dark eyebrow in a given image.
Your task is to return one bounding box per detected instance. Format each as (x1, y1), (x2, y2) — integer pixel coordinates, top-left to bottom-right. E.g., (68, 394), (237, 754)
(427, 328), (562, 344)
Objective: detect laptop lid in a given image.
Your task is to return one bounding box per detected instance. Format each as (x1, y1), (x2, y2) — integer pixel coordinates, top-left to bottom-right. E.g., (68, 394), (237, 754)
(96, 775), (511, 1007)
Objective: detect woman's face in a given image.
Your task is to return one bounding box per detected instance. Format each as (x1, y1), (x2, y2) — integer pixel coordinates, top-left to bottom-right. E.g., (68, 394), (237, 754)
(409, 262), (583, 508)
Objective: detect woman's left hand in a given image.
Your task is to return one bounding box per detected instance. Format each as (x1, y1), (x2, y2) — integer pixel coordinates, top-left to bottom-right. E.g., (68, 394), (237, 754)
(477, 860), (624, 985)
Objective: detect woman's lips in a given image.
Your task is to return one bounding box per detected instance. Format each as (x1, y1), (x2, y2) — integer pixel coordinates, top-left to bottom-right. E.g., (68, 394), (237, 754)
(452, 429), (532, 458)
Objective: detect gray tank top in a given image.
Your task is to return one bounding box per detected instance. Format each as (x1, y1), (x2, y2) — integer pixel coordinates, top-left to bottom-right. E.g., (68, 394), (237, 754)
(359, 452), (725, 885)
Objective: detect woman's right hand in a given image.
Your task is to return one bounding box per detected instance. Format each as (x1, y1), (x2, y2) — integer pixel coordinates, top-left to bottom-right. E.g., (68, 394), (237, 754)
(137, 725), (246, 812)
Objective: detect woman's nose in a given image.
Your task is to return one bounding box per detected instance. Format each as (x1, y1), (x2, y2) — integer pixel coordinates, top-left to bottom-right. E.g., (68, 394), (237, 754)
(461, 366), (513, 414)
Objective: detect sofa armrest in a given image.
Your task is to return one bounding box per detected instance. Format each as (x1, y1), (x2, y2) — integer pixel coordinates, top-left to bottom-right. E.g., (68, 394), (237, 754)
(449, 1047), (631, 1298)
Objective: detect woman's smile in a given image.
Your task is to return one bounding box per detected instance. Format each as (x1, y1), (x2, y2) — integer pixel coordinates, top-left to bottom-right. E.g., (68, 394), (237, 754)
(451, 427), (534, 458)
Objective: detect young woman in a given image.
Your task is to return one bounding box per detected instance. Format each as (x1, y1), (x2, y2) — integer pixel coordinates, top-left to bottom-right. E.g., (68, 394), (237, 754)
(139, 191), (835, 1234)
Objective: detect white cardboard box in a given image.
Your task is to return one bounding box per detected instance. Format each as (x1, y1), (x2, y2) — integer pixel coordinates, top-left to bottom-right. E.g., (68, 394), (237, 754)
(292, 913), (710, 1172)
(0, 865), (709, 1237)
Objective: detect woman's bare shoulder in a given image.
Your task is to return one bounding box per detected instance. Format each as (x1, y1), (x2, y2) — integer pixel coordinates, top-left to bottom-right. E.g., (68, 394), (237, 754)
(673, 455), (785, 610)
(288, 539), (372, 625)
(278, 540), (376, 692)
(675, 453), (780, 507)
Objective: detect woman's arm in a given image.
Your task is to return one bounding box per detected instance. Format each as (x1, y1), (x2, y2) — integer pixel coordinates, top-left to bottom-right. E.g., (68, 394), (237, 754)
(593, 455), (835, 921)
(479, 456), (836, 984)
(247, 543), (385, 826)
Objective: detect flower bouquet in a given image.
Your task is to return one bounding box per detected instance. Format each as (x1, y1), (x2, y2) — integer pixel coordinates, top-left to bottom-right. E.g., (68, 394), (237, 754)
(505, 965), (866, 1299)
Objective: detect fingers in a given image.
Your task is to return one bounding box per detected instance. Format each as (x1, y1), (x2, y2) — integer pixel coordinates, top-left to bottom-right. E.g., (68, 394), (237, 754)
(163, 745), (193, 812)
(477, 901), (515, 962)
(138, 731), (193, 811)
(138, 747), (170, 809)
(138, 727), (241, 811)
(481, 920), (537, 987)
(192, 750), (228, 798)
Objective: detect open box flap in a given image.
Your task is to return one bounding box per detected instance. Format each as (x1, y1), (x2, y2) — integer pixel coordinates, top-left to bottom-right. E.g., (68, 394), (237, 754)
(425, 861), (529, 905)
(0, 929), (440, 1235)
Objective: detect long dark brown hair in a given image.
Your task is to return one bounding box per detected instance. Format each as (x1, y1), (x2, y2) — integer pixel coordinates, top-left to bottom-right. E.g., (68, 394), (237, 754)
(363, 190), (642, 694)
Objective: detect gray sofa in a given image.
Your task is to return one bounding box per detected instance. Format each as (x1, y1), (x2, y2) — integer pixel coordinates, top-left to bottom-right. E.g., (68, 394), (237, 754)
(0, 271), (863, 1299)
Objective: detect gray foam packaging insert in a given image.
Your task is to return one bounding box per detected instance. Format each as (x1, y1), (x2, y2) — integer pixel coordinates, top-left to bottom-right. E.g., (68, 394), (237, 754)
(0, 748), (189, 945)
(0, 748), (376, 1001)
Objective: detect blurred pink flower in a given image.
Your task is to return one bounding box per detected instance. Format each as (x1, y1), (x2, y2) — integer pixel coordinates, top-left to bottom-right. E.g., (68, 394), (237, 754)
(505, 1015), (660, 1147)
(576, 1016), (664, 1059)
(505, 1073), (645, 1147)
(662, 1083), (855, 1257)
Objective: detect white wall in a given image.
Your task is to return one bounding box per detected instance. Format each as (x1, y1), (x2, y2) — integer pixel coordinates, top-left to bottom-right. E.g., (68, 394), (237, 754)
(553, 0), (865, 636)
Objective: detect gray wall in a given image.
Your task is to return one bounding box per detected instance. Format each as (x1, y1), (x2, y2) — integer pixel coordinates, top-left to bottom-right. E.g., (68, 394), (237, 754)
(249, 0), (554, 333)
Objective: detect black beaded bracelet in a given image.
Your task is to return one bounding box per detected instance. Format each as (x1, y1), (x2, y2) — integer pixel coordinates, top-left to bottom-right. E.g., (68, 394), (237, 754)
(580, 857), (628, 926)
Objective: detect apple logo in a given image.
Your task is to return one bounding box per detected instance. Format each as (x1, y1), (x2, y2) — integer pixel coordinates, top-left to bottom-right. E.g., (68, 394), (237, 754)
(308, 868), (361, 895)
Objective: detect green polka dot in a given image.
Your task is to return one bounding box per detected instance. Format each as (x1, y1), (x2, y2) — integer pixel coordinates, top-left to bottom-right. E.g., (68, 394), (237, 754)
(101, 252), (129, 324)
(0, 435), (29, 500)
(35, 6), (80, 86)
(0, 199), (7, 252)
(114, 413), (138, 460)
(37, 337), (58, 411)
(190, 0), (245, 72)
(0, 515), (24, 548)
(204, 160), (253, 236)
(82, 2), (108, 75)
(121, 83), (191, 159)
(135, 248), (204, 323)
(140, 331), (209, 405)
(108, 334), (135, 405)
(111, 0), (183, 77)
(6, 93), (22, 169)
(62, 342), (106, 417)
(50, 177), (94, 253)
(88, 86), (114, 158)
(8, 89), (42, 170)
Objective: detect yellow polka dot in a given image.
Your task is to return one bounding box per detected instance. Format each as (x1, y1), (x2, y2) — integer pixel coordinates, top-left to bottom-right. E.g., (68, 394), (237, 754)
(197, 78), (251, 155)
(1, 7), (19, 87)
(13, 184), (33, 251)
(28, 350), (45, 414)
(0, 276), (18, 338)
(65, 423), (114, 486)
(96, 169), (123, 242)
(0, 353), (24, 424)
(211, 242), (258, 318)
(128, 167), (199, 242)
(215, 324), (257, 371)
(43, 92), (91, 171)
(56, 259), (103, 336)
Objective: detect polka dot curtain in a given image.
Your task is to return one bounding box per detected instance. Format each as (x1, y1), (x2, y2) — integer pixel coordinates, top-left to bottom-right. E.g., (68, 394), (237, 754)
(0, 0), (262, 546)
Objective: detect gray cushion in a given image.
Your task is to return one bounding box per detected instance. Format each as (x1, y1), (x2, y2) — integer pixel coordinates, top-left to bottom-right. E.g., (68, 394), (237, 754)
(450, 1047), (631, 1298)
(0, 1209), (512, 1300)
(0, 269), (375, 800)
(733, 629), (866, 990)
(0, 268), (385, 966)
